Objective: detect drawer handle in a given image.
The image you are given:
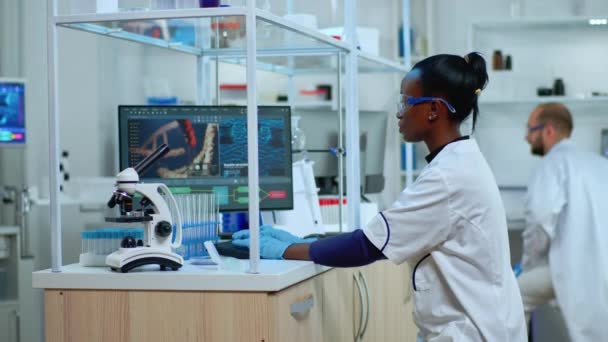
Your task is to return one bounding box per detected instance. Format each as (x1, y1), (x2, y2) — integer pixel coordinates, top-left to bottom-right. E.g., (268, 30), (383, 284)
(290, 295), (315, 320)
(359, 271), (370, 338)
(353, 272), (365, 339)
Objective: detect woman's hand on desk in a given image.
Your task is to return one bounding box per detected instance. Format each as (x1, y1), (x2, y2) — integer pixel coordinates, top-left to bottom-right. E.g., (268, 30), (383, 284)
(232, 225), (317, 244)
(232, 235), (292, 259)
(231, 225), (316, 260)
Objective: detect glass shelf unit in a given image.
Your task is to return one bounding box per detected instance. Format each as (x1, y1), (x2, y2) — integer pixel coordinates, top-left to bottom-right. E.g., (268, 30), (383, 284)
(48, 4), (409, 273)
(55, 8), (407, 75)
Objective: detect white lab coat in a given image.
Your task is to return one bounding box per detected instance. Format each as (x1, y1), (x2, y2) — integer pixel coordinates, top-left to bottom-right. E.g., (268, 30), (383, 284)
(364, 139), (526, 341)
(523, 139), (608, 341)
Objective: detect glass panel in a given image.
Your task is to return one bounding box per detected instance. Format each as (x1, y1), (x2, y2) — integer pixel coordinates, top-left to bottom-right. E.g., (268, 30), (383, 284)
(59, 14), (345, 57)
(57, 0), (204, 15)
(358, 53), (408, 74)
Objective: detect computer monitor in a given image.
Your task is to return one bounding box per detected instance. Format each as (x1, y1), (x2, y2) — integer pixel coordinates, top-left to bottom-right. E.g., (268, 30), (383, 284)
(118, 105), (293, 211)
(294, 109), (388, 194)
(0, 79), (26, 145)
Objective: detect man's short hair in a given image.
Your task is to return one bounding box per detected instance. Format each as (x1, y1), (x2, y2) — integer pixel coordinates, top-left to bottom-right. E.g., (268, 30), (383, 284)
(536, 102), (573, 136)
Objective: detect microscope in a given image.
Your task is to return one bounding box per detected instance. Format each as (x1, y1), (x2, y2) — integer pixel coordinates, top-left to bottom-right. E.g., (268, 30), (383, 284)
(105, 143), (183, 273)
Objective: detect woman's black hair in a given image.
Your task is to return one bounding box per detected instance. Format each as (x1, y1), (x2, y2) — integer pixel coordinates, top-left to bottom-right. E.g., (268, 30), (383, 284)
(412, 52), (488, 130)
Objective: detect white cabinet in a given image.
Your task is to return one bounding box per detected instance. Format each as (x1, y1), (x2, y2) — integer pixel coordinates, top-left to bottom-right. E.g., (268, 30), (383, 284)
(0, 227), (19, 342)
(0, 303), (19, 342)
(319, 261), (416, 342)
(43, 264), (416, 342)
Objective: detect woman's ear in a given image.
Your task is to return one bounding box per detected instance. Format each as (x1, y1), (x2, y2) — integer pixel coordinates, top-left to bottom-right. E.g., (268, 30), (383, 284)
(543, 122), (555, 138)
(428, 101), (439, 121)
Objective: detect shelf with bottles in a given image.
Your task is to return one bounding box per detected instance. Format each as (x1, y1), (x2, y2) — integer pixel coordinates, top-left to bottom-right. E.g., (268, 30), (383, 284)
(56, 7), (406, 75)
(479, 95), (608, 106)
(470, 14), (608, 106)
(471, 16), (608, 31)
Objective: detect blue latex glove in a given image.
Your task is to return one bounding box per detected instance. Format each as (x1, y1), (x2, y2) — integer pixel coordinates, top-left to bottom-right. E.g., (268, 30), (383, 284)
(232, 225), (317, 244)
(513, 263), (523, 278)
(232, 235), (292, 259)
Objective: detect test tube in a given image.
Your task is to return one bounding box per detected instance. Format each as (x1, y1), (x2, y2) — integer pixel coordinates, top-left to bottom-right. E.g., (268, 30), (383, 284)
(194, 193), (200, 255)
(176, 195), (182, 227)
(81, 231), (87, 254)
(88, 231), (93, 254)
(93, 230), (98, 254)
(188, 193), (194, 228)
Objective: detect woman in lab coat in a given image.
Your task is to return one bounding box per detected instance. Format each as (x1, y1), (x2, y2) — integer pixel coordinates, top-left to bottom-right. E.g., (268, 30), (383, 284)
(233, 53), (527, 341)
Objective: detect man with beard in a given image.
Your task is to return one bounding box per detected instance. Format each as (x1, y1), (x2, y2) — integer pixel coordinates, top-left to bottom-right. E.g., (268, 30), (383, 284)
(520, 102), (608, 341)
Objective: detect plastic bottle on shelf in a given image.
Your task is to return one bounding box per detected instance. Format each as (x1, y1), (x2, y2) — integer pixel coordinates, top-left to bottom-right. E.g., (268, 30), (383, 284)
(492, 50), (503, 70)
(291, 116), (306, 160)
(553, 78), (565, 96)
(505, 55), (512, 70)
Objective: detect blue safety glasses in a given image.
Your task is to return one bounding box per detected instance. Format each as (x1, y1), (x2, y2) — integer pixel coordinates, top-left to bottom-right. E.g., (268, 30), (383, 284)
(397, 95), (457, 119)
(527, 123), (545, 134)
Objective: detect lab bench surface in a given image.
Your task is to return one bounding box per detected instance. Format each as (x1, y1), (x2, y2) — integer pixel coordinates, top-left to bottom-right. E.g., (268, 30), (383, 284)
(33, 259), (329, 292)
(36, 260), (416, 342)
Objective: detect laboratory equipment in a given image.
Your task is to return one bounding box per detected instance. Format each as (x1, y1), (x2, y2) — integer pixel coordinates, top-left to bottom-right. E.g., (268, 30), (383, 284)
(294, 109), (387, 195)
(553, 78), (565, 96)
(504, 55), (513, 70)
(492, 50), (503, 70)
(79, 228), (144, 266)
(203, 240), (222, 266)
(0, 78), (26, 145)
(273, 159), (325, 237)
(291, 116), (306, 151)
(118, 105), (293, 211)
(105, 144), (184, 273)
(171, 192), (219, 260)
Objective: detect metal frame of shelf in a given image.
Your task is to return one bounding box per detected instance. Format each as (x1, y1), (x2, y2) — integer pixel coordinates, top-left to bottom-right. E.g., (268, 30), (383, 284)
(471, 16), (608, 31)
(468, 16), (608, 55)
(46, 0), (409, 273)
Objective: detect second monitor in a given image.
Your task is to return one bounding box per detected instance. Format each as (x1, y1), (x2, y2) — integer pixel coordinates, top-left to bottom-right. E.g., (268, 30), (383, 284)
(118, 105), (293, 211)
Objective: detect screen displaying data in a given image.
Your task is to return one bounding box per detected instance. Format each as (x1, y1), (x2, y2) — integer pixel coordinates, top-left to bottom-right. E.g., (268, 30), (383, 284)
(119, 106), (293, 211)
(0, 80), (25, 145)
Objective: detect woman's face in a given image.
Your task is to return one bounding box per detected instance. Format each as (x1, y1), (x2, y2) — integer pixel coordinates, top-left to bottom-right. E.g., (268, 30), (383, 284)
(398, 72), (430, 142)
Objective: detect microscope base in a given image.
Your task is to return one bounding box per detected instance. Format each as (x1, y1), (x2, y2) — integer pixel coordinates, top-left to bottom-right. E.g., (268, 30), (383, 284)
(106, 247), (184, 273)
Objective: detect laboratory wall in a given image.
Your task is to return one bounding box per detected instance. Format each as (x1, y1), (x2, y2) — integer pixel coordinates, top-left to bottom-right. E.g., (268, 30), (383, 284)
(416, 0), (608, 213)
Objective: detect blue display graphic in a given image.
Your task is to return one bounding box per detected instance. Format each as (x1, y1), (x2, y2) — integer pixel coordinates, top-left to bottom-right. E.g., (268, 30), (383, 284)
(0, 81), (26, 144)
(219, 118), (287, 177)
(119, 106), (293, 211)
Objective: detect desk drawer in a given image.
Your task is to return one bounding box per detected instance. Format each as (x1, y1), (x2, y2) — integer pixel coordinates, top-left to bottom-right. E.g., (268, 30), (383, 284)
(268, 277), (324, 342)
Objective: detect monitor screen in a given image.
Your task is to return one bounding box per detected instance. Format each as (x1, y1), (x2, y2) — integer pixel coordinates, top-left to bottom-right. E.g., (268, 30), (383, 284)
(118, 106), (293, 211)
(0, 79), (26, 145)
